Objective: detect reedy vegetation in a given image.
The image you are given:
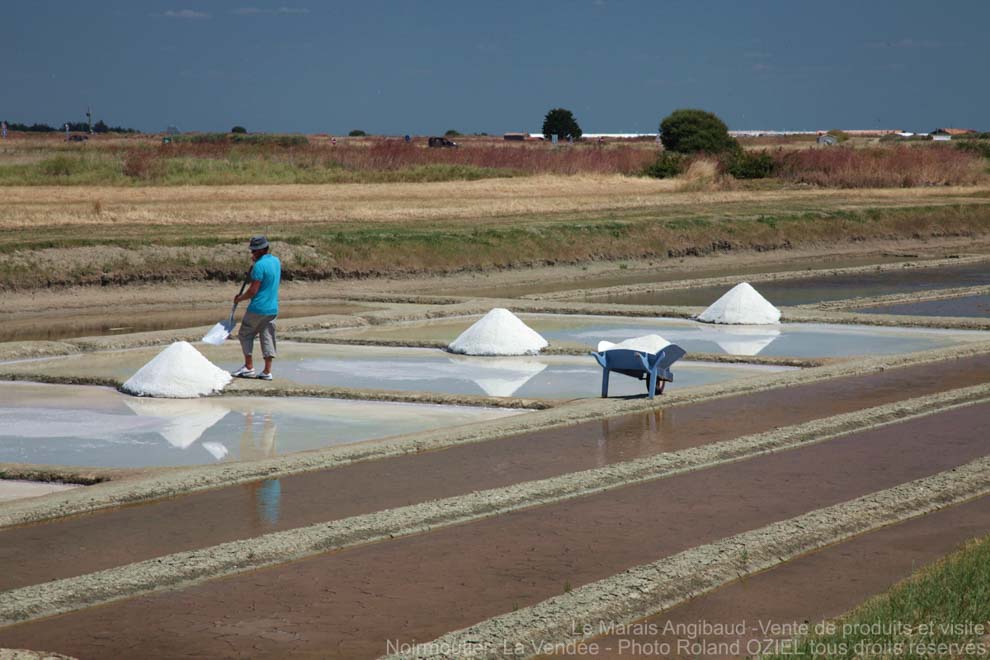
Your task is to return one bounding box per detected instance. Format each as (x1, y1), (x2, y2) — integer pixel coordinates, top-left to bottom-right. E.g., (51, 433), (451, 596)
(0, 134), (985, 187)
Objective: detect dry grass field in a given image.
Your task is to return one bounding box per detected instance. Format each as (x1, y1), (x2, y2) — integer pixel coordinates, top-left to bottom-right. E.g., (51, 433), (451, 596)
(1, 133), (989, 290)
(6, 178), (990, 229)
(2, 177), (989, 290)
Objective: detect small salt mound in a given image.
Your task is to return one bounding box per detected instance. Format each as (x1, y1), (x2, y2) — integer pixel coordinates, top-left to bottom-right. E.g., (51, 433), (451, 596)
(696, 282), (781, 325)
(122, 341), (232, 398)
(448, 308), (548, 356)
(597, 334), (671, 354)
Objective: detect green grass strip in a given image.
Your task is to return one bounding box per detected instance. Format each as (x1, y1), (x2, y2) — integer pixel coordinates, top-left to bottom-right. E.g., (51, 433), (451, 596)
(769, 533), (990, 659)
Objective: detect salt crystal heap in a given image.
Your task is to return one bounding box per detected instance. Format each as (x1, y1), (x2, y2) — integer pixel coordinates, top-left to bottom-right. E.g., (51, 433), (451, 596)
(596, 334), (671, 354)
(448, 308), (548, 356)
(696, 282), (781, 325)
(122, 341), (233, 398)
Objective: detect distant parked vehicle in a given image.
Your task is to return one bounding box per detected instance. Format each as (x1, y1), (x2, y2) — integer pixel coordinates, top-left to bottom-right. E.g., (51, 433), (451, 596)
(428, 136), (458, 148)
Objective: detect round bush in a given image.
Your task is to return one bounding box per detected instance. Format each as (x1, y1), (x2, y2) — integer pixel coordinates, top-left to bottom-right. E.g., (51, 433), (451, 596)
(643, 152), (684, 178)
(659, 109), (738, 154)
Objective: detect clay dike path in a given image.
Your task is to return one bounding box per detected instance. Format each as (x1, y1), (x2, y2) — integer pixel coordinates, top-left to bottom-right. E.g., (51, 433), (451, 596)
(1, 353), (989, 658)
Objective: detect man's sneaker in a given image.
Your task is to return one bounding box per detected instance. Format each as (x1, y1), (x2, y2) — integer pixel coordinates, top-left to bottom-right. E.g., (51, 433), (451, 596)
(257, 372), (273, 381)
(231, 366), (256, 378)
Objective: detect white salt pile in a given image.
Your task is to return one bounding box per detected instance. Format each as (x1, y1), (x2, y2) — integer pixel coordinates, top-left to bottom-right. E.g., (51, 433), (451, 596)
(596, 334), (671, 354)
(696, 282), (781, 325)
(122, 341), (232, 398)
(448, 308), (548, 356)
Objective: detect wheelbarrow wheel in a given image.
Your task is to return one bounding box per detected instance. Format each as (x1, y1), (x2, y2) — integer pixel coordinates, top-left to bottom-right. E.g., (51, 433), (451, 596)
(648, 378), (667, 396)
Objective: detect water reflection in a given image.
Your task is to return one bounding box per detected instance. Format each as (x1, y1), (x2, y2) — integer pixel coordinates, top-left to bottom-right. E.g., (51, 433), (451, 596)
(123, 400), (282, 462)
(455, 357), (548, 397)
(239, 412), (278, 461)
(253, 479), (282, 526)
(297, 353), (550, 397)
(596, 410), (668, 467)
(700, 325), (781, 356)
(124, 398), (231, 458)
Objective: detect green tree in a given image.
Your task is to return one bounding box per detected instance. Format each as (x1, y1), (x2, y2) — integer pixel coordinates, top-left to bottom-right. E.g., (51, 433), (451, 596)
(231, 125), (247, 134)
(444, 129), (461, 137)
(542, 108), (582, 140)
(348, 129), (367, 137)
(659, 109), (738, 154)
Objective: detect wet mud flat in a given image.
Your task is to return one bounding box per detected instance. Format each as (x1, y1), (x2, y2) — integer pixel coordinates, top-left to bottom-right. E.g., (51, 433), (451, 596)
(2, 355), (987, 599)
(857, 293), (990, 318)
(582, 261), (990, 307)
(0, 381), (520, 468)
(2, 402), (987, 658)
(312, 313), (989, 358)
(565, 493), (990, 659)
(428, 253), (917, 299)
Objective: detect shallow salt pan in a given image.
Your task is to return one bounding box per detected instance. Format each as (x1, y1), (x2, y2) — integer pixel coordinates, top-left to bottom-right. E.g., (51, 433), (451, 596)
(268, 346), (793, 399)
(0, 382), (521, 469)
(305, 315), (987, 358)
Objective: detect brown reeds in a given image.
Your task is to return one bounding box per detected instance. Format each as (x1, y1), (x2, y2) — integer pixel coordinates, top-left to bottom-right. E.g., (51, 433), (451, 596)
(774, 146), (985, 188)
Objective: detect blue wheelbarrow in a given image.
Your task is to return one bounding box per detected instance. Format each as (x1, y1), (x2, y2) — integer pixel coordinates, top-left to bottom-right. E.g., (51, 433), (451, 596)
(590, 345), (687, 399)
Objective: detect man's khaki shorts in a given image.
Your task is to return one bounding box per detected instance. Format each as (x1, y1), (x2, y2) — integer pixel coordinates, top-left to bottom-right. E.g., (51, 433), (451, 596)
(238, 311), (277, 358)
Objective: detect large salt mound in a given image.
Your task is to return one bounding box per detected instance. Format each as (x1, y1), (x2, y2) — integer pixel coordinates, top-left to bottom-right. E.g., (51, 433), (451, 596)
(448, 308), (548, 356)
(122, 341), (233, 398)
(696, 282), (781, 325)
(596, 334), (671, 354)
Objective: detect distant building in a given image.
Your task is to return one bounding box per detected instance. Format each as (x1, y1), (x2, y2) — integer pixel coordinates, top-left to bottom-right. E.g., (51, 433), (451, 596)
(830, 129), (902, 137)
(931, 128), (975, 136)
(503, 132), (528, 141)
(165, 125), (180, 135)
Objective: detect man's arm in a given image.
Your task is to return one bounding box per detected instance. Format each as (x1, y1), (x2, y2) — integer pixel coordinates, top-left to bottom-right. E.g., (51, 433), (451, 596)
(234, 280), (261, 304)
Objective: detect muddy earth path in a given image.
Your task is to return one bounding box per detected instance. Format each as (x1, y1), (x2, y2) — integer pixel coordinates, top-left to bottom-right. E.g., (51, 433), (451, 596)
(3, 237), (988, 344)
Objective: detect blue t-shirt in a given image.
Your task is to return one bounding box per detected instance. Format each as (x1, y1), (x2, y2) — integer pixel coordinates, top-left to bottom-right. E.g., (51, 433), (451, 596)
(247, 254), (281, 316)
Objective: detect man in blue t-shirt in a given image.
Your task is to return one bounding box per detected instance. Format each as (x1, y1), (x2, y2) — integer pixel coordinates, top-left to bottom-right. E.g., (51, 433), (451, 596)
(232, 235), (281, 380)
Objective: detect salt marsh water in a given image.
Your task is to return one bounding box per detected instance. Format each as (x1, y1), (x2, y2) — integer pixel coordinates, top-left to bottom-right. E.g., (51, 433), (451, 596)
(0, 382), (519, 468)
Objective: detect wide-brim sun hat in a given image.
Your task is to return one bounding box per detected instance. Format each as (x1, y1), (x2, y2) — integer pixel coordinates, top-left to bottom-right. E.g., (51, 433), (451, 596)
(249, 235), (269, 251)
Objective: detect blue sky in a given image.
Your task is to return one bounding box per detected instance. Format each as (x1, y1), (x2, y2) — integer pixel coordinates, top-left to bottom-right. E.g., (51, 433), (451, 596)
(2, 0), (987, 134)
